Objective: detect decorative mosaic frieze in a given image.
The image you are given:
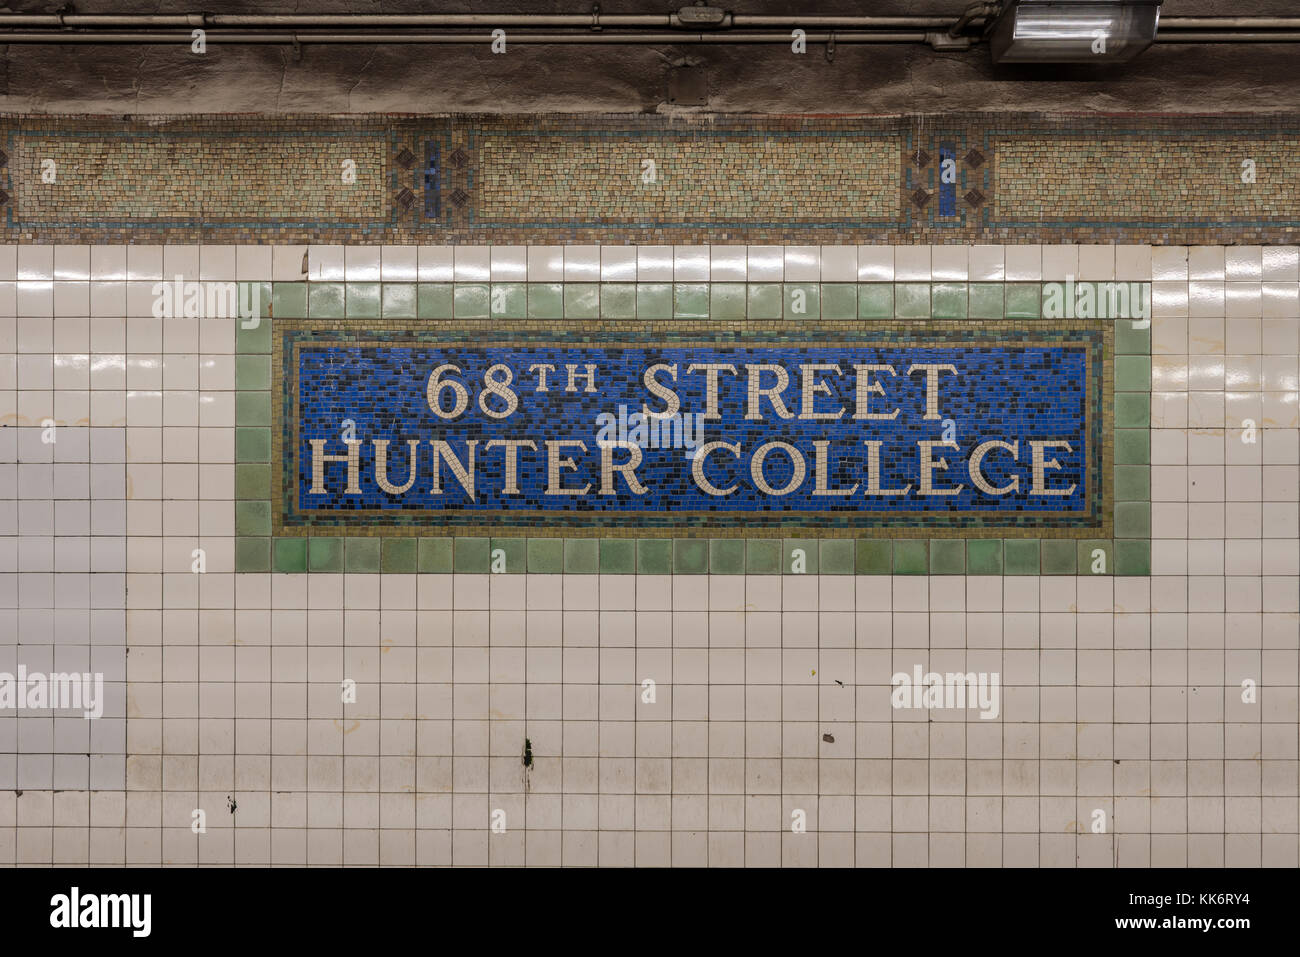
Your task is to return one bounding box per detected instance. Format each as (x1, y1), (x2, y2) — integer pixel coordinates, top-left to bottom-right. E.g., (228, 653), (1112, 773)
(6, 113), (1300, 243)
(232, 277), (1152, 574)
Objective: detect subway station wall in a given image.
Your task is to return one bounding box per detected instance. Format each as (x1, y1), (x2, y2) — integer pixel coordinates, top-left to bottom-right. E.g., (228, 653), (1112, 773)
(0, 112), (1297, 867)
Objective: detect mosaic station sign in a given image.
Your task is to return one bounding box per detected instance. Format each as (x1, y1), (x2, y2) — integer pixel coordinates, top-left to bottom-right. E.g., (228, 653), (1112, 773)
(277, 322), (1111, 536)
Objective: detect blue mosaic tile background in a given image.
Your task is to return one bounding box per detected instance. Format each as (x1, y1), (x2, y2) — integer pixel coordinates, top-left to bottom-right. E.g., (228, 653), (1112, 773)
(295, 344), (1090, 516)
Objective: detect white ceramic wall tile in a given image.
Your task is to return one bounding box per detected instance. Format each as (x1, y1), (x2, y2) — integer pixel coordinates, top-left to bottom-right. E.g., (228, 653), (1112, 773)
(709, 246), (747, 282)
(1226, 246), (1264, 281)
(783, 245), (820, 281)
(1188, 246), (1224, 281)
(1076, 245), (1114, 281)
(344, 245), (383, 281)
(857, 245), (893, 281)
(746, 246), (783, 281)
(968, 245), (1003, 281)
(0, 244), (1297, 868)
(485, 245), (523, 281)
(451, 245), (489, 282)
(527, 246), (564, 282)
(417, 246), (454, 282)
(634, 245), (671, 281)
(1004, 245), (1041, 281)
(270, 245), (306, 282)
(1150, 245), (1189, 281)
(307, 245), (344, 281)
(930, 246), (966, 281)
(380, 244), (419, 282)
(600, 247), (637, 282)
(162, 245), (201, 282)
(17, 246), (54, 281)
(819, 246), (857, 282)
(235, 245), (273, 282)
(1115, 245), (1152, 281)
(893, 245), (930, 280)
(673, 245), (709, 281)
(53, 246), (90, 282)
(198, 245), (237, 281)
(1040, 244), (1078, 280)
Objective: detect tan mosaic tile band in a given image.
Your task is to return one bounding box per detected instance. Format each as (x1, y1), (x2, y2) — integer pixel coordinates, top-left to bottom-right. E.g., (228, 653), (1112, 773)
(12, 133), (386, 224)
(993, 135), (1300, 223)
(474, 131), (899, 224)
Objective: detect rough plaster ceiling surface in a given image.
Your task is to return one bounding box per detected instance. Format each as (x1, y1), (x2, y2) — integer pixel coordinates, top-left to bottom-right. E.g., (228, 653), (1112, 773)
(0, 0), (1297, 115)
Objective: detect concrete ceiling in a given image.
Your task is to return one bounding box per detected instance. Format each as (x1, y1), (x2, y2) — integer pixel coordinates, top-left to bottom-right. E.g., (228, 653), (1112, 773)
(1, 0), (1297, 115)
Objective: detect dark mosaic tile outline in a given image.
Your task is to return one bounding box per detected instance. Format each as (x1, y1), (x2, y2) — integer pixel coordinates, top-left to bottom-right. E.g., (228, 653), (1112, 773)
(234, 281), (1149, 574)
(273, 323), (1109, 535)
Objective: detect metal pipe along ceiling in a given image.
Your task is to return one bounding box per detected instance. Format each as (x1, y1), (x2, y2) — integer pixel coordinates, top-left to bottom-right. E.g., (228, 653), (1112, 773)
(0, 14), (961, 28)
(0, 32), (937, 45)
(0, 10), (1299, 45)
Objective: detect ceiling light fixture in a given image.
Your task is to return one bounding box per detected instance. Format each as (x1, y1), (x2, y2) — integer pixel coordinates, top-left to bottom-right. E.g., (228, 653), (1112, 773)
(989, 0), (1163, 63)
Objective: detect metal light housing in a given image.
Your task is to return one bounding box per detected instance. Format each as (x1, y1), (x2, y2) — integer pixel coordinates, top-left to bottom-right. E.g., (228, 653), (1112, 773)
(989, 0), (1162, 63)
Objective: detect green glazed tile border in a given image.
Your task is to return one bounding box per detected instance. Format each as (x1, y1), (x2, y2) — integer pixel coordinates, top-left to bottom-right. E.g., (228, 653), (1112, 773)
(527, 538), (564, 573)
(599, 538), (636, 574)
(259, 281), (1151, 322)
(710, 538), (745, 574)
(1111, 308), (1151, 579)
(674, 539), (709, 574)
(272, 536), (308, 573)
(746, 539), (781, 574)
(238, 282), (1150, 575)
(242, 533), (1151, 576)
